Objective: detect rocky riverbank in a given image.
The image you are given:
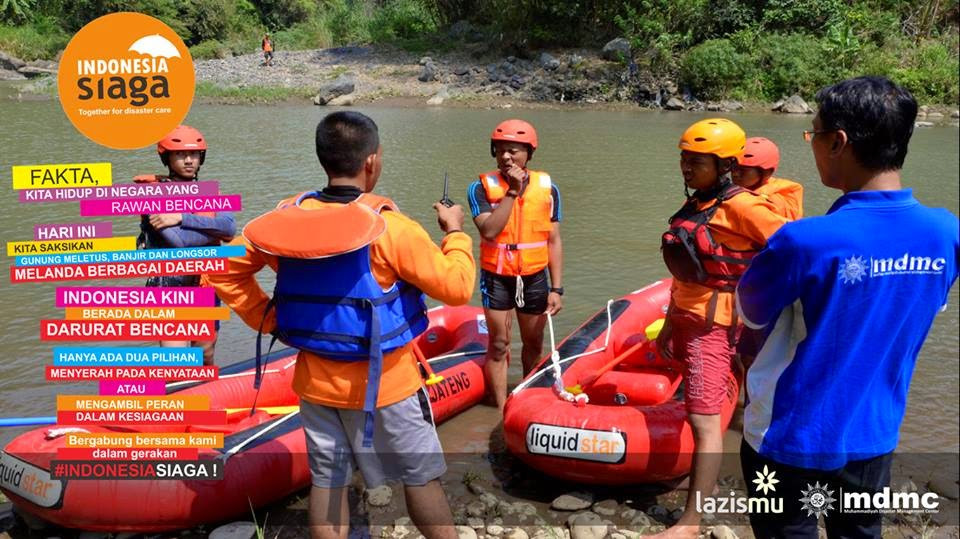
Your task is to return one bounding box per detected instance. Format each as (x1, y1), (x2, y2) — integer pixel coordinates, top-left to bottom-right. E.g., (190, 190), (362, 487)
(4, 43), (959, 125)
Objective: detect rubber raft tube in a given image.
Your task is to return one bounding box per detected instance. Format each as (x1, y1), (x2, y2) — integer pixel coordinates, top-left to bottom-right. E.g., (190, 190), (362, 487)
(0, 305), (487, 532)
(502, 280), (740, 485)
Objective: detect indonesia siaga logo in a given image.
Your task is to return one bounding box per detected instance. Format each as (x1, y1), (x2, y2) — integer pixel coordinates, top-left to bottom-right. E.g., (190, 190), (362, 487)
(800, 482), (837, 517)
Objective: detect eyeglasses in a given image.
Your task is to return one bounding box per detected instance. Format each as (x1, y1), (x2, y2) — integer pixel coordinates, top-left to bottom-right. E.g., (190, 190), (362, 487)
(802, 129), (835, 142)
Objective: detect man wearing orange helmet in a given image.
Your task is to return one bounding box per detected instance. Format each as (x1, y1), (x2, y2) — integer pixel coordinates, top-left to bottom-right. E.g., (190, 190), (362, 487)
(467, 119), (564, 412)
(136, 125), (236, 365)
(732, 137), (804, 368)
(656, 119), (787, 538)
(733, 137), (804, 220)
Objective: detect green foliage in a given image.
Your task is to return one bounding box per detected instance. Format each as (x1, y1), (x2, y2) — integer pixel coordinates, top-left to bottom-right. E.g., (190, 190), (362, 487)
(185, 0), (234, 44)
(273, 17), (333, 49)
(258, 0), (315, 29)
(369, 0), (439, 42)
(680, 39), (752, 99)
(0, 16), (68, 60)
(891, 39), (960, 103)
(321, 0), (371, 44)
(751, 33), (838, 100)
(189, 39), (229, 59)
(761, 0), (845, 34)
(194, 81), (314, 102)
(1, 0), (35, 23)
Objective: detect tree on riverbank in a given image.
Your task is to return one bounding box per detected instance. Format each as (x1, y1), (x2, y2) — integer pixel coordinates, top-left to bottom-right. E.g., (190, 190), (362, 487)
(1, 0), (957, 103)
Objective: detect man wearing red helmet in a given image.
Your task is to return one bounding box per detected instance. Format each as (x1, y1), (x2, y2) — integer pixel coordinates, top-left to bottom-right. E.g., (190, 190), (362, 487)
(136, 125), (236, 365)
(733, 137), (804, 220)
(467, 119), (564, 412)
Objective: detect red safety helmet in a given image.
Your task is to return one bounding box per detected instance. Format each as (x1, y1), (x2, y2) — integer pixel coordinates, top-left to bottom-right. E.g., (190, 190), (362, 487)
(157, 125), (207, 166)
(490, 119), (538, 157)
(740, 137), (780, 172)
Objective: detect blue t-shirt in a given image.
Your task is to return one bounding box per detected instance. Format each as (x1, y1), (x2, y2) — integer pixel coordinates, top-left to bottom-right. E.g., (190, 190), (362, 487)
(736, 189), (958, 470)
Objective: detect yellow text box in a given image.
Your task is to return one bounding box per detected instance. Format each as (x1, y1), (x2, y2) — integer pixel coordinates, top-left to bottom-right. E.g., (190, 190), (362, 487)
(7, 236), (136, 257)
(12, 162), (112, 190)
(64, 432), (223, 449)
(64, 307), (231, 321)
(57, 395), (210, 411)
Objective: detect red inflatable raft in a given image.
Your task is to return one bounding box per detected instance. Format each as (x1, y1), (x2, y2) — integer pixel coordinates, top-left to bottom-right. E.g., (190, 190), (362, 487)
(0, 305), (487, 532)
(503, 280), (740, 484)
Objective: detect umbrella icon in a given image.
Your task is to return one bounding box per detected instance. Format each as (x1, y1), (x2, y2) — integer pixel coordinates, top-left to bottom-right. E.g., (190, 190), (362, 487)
(128, 34), (182, 58)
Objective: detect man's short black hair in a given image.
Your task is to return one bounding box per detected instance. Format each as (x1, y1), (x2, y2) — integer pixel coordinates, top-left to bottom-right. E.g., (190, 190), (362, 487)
(815, 76), (918, 171)
(315, 111), (380, 177)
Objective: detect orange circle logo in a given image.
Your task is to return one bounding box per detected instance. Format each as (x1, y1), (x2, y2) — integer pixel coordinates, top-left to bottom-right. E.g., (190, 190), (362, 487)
(57, 12), (195, 150)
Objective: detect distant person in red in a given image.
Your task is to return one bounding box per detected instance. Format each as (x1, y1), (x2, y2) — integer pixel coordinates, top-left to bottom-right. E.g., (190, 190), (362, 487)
(262, 34), (274, 66)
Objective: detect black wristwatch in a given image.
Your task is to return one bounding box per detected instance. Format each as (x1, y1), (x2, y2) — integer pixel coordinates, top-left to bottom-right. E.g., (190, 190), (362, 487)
(549, 287), (564, 296)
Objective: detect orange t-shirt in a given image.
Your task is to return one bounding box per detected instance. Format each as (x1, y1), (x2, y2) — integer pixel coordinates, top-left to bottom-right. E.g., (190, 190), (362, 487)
(205, 196), (476, 409)
(755, 177), (804, 220)
(670, 191), (788, 326)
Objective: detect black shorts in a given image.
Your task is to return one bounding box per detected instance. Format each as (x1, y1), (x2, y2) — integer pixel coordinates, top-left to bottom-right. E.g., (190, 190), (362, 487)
(740, 440), (891, 539)
(480, 268), (549, 314)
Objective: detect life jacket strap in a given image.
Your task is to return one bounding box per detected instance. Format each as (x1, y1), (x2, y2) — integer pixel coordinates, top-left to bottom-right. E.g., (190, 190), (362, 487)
(362, 298), (382, 448)
(278, 311), (426, 350)
(275, 286), (402, 307)
(482, 240), (549, 274)
(254, 296), (279, 391)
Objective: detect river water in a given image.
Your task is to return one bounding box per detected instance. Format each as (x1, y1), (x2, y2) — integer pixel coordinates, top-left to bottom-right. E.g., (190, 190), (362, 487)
(1, 94), (957, 456)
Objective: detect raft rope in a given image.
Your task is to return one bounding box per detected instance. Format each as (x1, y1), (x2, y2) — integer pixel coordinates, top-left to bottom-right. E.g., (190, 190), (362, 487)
(220, 409), (300, 463)
(511, 299), (614, 399)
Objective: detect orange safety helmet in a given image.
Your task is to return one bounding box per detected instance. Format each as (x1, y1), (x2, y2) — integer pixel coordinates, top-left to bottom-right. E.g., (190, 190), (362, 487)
(741, 137), (780, 172)
(490, 119), (538, 157)
(678, 118), (745, 162)
(157, 125), (207, 166)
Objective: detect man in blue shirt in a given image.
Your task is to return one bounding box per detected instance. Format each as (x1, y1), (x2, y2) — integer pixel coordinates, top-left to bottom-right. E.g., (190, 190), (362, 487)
(735, 76), (958, 538)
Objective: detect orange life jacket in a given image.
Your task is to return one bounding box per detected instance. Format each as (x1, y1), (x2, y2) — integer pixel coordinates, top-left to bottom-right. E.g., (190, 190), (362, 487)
(661, 183), (762, 292)
(755, 177), (803, 220)
(478, 170), (553, 276)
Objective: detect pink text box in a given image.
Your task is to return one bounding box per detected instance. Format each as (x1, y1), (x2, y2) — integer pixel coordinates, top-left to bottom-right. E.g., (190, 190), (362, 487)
(99, 380), (168, 396)
(35, 222), (112, 241)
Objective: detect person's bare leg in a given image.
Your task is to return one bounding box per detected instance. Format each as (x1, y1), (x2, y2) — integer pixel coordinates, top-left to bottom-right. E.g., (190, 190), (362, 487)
(647, 413), (723, 538)
(308, 485), (349, 539)
(482, 308), (512, 413)
(405, 480), (457, 539)
(516, 311), (546, 376)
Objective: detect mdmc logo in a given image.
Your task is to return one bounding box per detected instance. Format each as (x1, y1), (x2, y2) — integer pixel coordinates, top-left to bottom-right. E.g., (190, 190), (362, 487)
(57, 12), (194, 149)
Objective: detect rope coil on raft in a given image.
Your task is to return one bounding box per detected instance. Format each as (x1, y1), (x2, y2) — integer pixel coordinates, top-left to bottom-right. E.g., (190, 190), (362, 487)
(511, 299), (615, 400)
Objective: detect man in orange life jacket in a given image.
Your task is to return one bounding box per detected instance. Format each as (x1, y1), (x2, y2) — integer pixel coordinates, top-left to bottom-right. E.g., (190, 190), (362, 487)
(654, 119), (787, 539)
(206, 112), (474, 539)
(135, 125), (235, 365)
(731, 136), (804, 368)
(467, 119), (564, 413)
(733, 136), (804, 220)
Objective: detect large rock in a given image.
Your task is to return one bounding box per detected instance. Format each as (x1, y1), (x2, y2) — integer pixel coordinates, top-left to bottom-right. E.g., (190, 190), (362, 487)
(567, 512), (607, 539)
(366, 485), (393, 507)
(327, 94), (355, 107)
(602, 38), (631, 62)
(551, 492), (594, 511)
(927, 477), (959, 500)
(915, 121), (935, 128)
(711, 525), (738, 539)
(418, 63), (437, 82)
(926, 111), (944, 120)
(457, 526), (479, 539)
(0, 68), (26, 81)
(775, 94), (813, 114)
(209, 521), (257, 539)
(0, 51), (26, 71)
(314, 74), (356, 105)
(951, 109), (959, 119)
(722, 100), (745, 111)
(503, 529), (528, 539)
(665, 97), (685, 111)
(427, 86), (450, 105)
(591, 499), (618, 517)
(539, 52), (560, 71)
